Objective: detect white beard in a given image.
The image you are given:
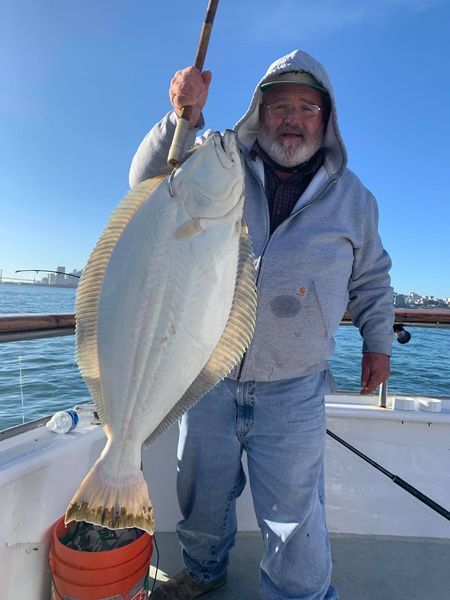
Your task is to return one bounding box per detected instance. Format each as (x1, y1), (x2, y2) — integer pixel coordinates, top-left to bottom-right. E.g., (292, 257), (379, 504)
(257, 123), (324, 167)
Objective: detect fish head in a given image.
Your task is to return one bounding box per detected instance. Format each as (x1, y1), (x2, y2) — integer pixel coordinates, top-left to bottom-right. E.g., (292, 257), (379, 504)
(172, 130), (245, 222)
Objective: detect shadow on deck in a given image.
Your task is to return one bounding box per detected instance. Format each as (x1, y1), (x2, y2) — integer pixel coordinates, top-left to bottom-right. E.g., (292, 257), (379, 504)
(149, 532), (450, 599)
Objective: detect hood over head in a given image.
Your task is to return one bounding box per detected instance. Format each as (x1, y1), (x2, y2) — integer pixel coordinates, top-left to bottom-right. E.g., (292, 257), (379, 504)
(234, 49), (347, 178)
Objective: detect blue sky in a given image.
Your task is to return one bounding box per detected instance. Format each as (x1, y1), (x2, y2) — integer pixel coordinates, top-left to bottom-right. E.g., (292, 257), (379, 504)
(1, 0), (449, 297)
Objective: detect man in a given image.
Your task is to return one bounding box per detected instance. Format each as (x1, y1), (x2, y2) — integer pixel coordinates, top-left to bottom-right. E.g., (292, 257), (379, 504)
(129, 50), (393, 600)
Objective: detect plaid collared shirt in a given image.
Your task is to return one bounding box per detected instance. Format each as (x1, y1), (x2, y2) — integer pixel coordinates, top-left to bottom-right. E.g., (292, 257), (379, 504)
(253, 143), (324, 234)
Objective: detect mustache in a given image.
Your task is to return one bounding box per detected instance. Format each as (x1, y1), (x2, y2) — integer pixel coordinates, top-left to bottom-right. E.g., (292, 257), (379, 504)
(276, 125), (305, 136)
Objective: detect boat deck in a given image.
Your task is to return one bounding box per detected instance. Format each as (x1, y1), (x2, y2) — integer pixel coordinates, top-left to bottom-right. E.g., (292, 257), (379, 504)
(150, 532), (450, 599)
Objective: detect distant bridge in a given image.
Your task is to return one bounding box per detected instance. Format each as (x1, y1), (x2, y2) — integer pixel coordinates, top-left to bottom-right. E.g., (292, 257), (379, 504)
(1, 276), (38, 284)
(0, 277), (78, 288)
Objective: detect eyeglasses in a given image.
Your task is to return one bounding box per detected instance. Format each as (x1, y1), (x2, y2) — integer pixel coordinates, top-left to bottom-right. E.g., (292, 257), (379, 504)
(262, 102), (322, 120)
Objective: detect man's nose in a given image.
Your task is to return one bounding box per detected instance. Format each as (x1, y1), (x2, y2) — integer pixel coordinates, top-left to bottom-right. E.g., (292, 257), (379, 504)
(283, 108), (302, 125)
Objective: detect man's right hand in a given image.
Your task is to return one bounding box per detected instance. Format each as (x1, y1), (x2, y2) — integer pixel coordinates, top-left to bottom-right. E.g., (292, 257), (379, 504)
(169, 67), (212, 127)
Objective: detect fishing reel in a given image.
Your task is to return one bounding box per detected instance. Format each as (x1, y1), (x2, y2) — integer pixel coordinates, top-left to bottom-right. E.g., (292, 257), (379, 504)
(393, 324), (411, 344)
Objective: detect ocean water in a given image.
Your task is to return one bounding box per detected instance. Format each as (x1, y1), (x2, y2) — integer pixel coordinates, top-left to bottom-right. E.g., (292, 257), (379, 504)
(0, 284), (88, 430)
(0, 283), (449, 431)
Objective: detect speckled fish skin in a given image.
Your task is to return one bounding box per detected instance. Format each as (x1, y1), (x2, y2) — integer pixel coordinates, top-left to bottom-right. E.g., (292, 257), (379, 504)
(66, 131), (257, 535)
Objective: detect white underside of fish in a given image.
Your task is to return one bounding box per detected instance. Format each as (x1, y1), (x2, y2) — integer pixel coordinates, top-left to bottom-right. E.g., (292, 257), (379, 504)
(66, 131), (257, 534)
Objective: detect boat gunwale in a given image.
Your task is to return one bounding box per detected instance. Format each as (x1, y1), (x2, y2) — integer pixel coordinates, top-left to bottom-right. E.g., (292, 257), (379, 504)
(2, 391), (449, 442)
(1, 308), (449, 339)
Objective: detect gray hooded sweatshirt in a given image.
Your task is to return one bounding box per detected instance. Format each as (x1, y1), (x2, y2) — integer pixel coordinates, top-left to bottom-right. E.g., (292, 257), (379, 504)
(129, 49), (394, 382)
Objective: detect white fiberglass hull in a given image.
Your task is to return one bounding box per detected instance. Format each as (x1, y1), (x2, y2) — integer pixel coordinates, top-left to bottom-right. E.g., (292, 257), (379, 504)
(1, 392), (449, 599)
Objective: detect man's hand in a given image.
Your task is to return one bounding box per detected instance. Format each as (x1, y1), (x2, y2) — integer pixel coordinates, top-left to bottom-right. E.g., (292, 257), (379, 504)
(169, 67), (212, 127)
(360, 352), (390, 394)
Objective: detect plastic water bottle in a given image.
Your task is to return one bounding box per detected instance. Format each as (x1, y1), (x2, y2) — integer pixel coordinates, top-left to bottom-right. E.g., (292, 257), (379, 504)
(46, 406), (97, 434)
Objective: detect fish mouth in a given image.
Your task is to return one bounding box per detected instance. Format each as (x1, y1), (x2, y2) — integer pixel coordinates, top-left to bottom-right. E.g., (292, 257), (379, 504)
(213, 130), (238, 169)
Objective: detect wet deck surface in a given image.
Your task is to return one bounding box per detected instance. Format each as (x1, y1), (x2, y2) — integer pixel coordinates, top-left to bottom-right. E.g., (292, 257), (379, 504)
(149, 532), (450, 599)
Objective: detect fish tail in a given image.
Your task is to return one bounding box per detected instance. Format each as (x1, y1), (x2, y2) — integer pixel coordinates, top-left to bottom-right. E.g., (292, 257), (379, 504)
(65, 456), (154, 535)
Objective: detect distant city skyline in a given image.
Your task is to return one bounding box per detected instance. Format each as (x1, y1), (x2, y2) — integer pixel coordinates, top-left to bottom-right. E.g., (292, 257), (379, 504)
(0, 266), (81, 287)
(393, 291), (450, 310)
(0, 266), (449, 306)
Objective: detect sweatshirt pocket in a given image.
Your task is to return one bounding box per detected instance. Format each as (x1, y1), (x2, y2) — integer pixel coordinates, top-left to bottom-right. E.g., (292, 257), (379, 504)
(268, 279), (329, 337)
(243, 278), (333, 379)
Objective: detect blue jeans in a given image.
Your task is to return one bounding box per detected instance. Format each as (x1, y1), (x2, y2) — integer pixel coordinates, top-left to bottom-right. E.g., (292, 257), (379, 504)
(176, 371), (338, 600)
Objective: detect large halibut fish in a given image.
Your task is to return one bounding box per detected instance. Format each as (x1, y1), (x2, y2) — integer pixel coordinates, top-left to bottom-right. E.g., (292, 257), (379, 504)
(65, 131), (257, 535)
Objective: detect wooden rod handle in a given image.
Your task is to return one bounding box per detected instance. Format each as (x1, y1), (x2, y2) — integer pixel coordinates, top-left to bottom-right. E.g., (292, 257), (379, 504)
(167, 0), (220, 168)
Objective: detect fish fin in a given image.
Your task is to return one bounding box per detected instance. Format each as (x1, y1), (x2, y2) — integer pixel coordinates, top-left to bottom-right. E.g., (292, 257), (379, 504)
(174, 218), (203, 240)
(144, 219), (257, 447)
(75, 175), (168, 423)
(65, 457), (154, 535)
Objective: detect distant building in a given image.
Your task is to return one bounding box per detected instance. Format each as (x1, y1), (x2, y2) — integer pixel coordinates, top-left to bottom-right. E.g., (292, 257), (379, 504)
(56, 266), (66, 285)
(392, 291), (450, 310)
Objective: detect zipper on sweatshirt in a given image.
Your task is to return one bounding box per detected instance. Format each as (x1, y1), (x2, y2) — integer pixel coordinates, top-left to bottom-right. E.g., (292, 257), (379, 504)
(236, 167), (337, 382)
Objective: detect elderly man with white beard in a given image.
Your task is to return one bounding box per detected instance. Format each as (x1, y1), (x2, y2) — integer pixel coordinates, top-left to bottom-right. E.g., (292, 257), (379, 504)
(129, 49), (394, 600)
(258, 78), (327, 169)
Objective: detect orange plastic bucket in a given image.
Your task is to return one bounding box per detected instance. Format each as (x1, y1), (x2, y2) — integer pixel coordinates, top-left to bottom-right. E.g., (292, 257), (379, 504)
(49, 516), (153, 600)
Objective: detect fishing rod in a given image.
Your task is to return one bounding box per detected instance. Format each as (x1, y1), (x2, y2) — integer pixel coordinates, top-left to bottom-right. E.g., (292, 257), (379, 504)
(167, 0), (220, 168)
(326, 428), (450, 521)
(15, 269), (81, 279)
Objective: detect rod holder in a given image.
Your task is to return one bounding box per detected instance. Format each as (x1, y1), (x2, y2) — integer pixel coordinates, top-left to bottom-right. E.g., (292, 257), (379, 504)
(378, 380), (388, 408)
